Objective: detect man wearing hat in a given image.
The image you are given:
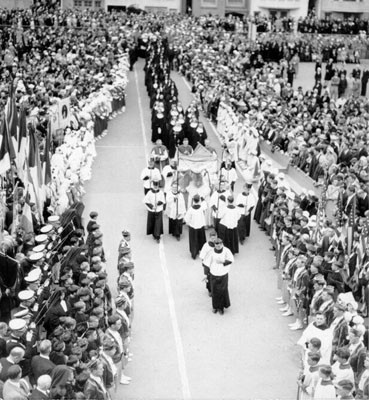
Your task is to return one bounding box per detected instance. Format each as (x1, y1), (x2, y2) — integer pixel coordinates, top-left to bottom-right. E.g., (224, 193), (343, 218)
(143, 180), (165, 243)
(118, 230), (131, 260)
(236, 182), (257, 245)
(24, 269), (41, 292)
(6, 318), (36, 376)
(11, 290), (35, 320)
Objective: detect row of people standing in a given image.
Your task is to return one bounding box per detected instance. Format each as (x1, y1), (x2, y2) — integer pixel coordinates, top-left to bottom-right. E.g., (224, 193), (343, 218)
(146, 38), (208, 158)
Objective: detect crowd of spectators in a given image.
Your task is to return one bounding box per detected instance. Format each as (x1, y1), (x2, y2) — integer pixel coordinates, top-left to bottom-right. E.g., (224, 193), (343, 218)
(0, 5), (138, 400)
(0, 6), (368, 400)
(163, 12), (369, 398)
(253, 13), (369, 35)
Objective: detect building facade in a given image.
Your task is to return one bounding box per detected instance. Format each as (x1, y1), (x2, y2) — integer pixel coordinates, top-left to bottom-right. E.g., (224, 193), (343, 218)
(249, 0), (308, 19)
(314, 0), (369, 19)
(61, 0), (182, 12)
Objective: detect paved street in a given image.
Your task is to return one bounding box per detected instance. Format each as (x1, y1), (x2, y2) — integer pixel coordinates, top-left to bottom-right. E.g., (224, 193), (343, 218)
(82, 60), (357, 399)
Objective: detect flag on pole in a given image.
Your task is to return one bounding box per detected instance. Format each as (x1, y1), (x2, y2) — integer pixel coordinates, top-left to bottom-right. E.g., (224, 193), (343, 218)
(16, 104), (28, 181)
(4, 83), (18, 161)
(20, 187), (33, 234)
(336, 191), (344, 228)
(27, 128), (44, 222)
(347, 200), (356, 255)
(43, 121), (52, 186)
(0, 115), (11, 175)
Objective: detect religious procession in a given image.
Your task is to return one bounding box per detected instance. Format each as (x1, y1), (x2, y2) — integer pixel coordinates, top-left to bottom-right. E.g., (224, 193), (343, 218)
(0, 3), (368, 400)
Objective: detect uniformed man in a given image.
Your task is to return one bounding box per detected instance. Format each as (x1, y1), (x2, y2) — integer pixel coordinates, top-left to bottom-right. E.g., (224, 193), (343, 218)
(118, 230), (131, 261)
(11, 290), (35, 319)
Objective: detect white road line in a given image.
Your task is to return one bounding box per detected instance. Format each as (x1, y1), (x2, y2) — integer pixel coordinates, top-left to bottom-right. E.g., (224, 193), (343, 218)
(135, 68), (192, 400)
(180, 76), (223, 144)
(134, 68), (148, 161)
(159, 240), (191, 399)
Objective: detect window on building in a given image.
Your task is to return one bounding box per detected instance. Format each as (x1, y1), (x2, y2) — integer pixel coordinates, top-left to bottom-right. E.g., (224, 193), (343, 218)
(325, 12), (331, 19)
(226, 0), (245, 5)
(95, 0), (101, 7)
(74, 0), (82, 6)
(84, 0), (92, 6)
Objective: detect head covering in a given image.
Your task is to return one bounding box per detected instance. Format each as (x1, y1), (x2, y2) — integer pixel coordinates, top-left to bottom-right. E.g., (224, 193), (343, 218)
(25, 269), (41, 283)
(50, 365), (71, 388)
(18, 290), (35, 301)
(40, 225), (53, 234)
(9, 319), (26, 331)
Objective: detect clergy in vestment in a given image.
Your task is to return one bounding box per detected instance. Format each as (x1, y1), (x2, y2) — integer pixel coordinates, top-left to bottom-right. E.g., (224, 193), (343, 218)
(208, 239), (234, 315)
(165, 184), (186, 241)
(210, 180), (231, 233)
(184, 194), (207, 259)
(140, 158), (162, 195)
(236, 182), (257, 244)
(144, 181), (165, 243)
(218, 196), (240, 255)
(199, 230), (218, 296)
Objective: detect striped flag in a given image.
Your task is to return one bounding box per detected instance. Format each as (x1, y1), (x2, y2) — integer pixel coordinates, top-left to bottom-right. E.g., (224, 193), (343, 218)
(4, 83), (18, 161)
(16, 104), (28, 181)
(336, 190), (344, 228)
(27, 127), (44, 222)
(42, 121), (52, 186)
(20, 187), (34, 234)
(0, 115), (11, 175)
(347, 199), (356, 255)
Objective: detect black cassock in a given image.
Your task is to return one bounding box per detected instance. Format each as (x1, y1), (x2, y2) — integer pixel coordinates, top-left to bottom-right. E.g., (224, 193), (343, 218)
(168, 218), (183, 237)
(218, 224), (239, 255)
(147, 211), (164, 239)
(238, 214), (252, 242)
(211, 274), (231, 310)
(188, 226), (206, 259)
(151, 114), (168, 145)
